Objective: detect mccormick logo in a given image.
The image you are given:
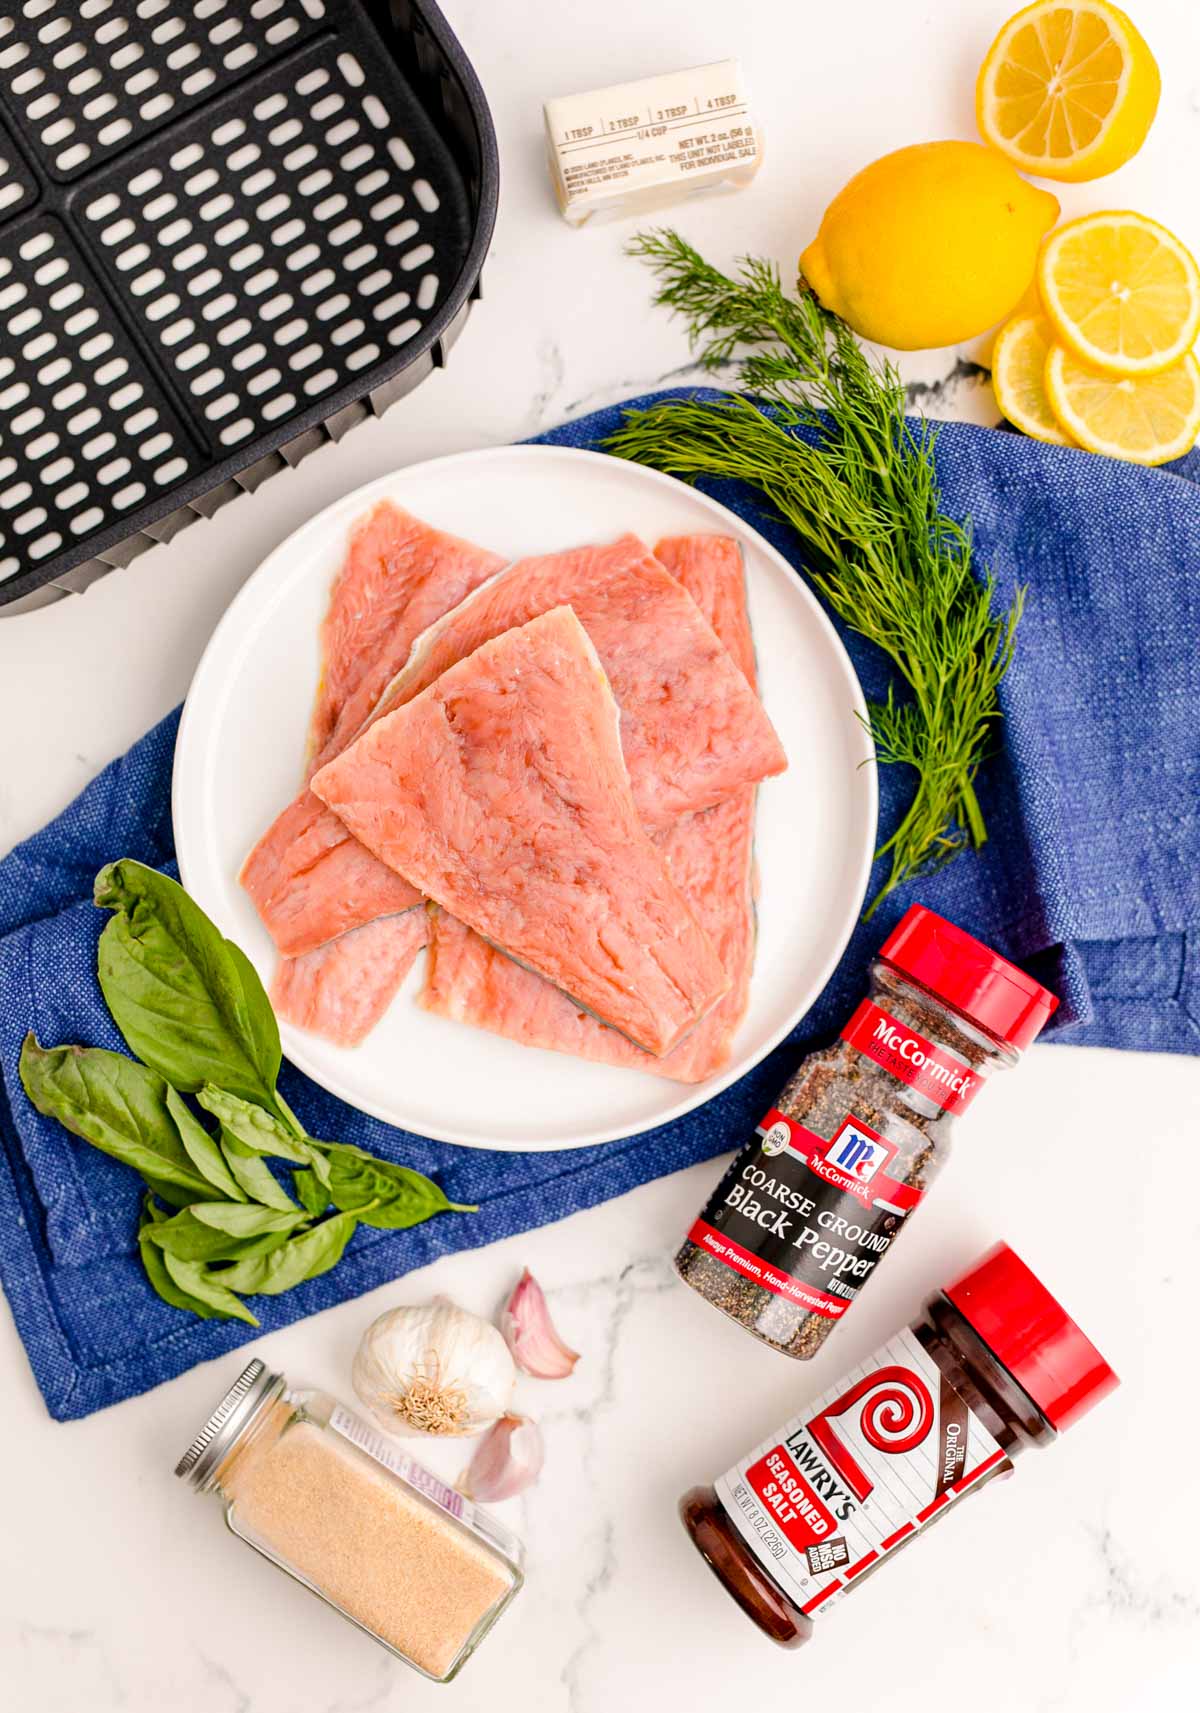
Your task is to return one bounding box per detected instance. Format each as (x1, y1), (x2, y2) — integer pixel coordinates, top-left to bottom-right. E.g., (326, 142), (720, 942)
(840, 1001), (983, 1116)
(822, 1118), (894, 1186)
(870, 1016), (977, 1103)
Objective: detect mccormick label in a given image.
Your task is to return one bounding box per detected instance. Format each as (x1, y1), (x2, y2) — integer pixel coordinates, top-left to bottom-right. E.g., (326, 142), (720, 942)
(689, 1110), (924, 1318)
(714, 1328), (1011, 1616)
(841, 1000), (981, 1114)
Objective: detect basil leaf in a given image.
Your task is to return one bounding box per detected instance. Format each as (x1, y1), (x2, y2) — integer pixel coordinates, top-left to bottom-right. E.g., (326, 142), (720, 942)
(161, 1250), (259, 1325)
(197, 1084), (330, 1185)
(19, 1036), (214, 1199)
(220, 1132), (299, 1212)
(139, 1226), (222, 1319)
(142, 1173), (206, 1210)
(218, 1211), (359, 1295)
(191, 1202), (306, 1238)
(145, 1208), (301, 1263)
(327, 1148), (473, 1230)
(166, 1087), (244, 1201)
(146, 1212), (239, 1262)
(300, 1143), (332, 1187)
(94, 860), (282, 1114)
(293, 1168), (330, 1219)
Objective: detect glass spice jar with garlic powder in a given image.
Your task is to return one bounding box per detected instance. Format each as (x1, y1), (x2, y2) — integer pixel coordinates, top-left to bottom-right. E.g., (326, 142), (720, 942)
(675, 906), (1059, 1358)
(177, 1360), (523, 1682)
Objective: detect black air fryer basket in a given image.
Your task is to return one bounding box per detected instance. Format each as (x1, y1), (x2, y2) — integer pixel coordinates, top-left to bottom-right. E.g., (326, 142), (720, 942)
(0, 0), (497, 613)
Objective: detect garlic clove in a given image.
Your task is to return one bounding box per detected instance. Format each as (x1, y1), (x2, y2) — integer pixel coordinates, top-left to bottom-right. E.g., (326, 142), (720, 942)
(353, 1297), (516, 1438)
(501, 1270), (580, 1379)
(462, 1413), (544, 1502)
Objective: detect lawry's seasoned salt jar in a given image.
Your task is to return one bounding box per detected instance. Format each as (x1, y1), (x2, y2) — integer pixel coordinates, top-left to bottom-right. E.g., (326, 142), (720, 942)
(681, 1244), (1118, 1647)
(176, 1361), (522, 1682)
(675, 906), (1059, 1360)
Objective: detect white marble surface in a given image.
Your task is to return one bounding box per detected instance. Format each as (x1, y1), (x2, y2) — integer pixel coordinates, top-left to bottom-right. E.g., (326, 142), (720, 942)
(2, 1), (1200, 1708)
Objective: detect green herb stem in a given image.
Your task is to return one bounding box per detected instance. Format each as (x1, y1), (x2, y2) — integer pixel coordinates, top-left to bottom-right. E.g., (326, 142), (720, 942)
(272, 1085), (306, 1141)
(608, 231), (1023, 911)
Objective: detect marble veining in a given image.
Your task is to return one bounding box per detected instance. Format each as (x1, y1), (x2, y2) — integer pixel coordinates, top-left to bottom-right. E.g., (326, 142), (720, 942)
(1087, 1528), (1200, 1627)
(2, 2), (1199, 1710)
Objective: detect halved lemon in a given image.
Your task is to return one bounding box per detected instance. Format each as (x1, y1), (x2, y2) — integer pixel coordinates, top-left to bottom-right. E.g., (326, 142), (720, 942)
(1044, 345), (1200, 465)
(1038, 211), (1200, 376)
(977, 1), (1160, 182)
(992, 313), (1075, 444)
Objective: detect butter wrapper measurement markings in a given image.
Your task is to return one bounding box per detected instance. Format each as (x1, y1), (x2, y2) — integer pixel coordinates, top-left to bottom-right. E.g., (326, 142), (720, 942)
(544, 61), (762, 226)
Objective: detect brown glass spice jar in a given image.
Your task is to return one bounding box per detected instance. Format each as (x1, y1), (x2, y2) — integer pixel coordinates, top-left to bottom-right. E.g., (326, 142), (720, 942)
(676, 906), (1058, 1359)
(681, 1243), (1118, 1647)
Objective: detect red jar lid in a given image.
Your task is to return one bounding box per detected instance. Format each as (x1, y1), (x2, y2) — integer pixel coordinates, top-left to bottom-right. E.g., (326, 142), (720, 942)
(879, 905), (1058, 1052)
(945, 1243), (1119, 1431)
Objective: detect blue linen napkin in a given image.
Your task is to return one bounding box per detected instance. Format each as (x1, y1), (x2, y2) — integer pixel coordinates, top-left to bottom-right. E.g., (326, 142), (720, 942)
(2, 396), (1198, 1420)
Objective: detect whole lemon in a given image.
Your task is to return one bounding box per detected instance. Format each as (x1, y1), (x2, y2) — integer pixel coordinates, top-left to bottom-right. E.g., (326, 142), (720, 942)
(800, 141), (1060, 351)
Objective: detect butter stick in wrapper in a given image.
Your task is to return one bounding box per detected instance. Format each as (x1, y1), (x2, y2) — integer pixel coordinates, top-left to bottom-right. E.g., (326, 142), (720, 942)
(544, 60), (762, 228)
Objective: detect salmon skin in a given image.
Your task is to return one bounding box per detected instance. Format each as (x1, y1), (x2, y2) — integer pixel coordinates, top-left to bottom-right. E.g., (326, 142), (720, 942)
(307, 501), (505, 774)
(310, 606), (731, 1058)
(272, 909), (431, 1048)
(251, 532), (786, 957)
(420, 535), (760, 1082)
(242, 504), (504, 957)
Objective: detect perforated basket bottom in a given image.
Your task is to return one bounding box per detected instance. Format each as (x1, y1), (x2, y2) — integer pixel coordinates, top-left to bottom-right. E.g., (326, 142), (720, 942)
(0, 0), (328, 181)
(0, 216), (193, 579)
(80, 38), (456, 459)
(0, 0), (486, 603)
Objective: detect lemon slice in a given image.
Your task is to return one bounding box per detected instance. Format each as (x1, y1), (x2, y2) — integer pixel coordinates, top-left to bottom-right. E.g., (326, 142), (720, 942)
(1039, 211), (1200, 376)
(977, 1), (1161, 182)
(1044, 346), (1200, 465)
(992, 313), (1075, 444)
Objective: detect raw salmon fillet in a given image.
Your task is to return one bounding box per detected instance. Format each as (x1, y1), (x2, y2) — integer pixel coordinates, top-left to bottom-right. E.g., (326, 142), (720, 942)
(255, 532), (786, 956)
(656, 534), (756, 682)
(272, 910), (430, 1048)
(420, 535), (760, 1082)
(243, 786), (423, 957)
(242, 506), (504, 956)
(310, 606), (730, 1057)
(369, 532), (785, 829)
(307, 501), (505, 772)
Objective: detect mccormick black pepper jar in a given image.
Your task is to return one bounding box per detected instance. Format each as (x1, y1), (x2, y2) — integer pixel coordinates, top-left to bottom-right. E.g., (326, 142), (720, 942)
(675, 906), (1058, 1359)
(681, 1243), (1118, 1647)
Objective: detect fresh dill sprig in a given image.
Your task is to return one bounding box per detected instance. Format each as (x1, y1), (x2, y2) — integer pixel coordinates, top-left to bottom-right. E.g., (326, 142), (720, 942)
(605, 229), (1023, 916)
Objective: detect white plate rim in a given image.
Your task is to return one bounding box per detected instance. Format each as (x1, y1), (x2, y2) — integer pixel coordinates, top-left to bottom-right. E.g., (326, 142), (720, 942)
(174, 444), (878, 1149)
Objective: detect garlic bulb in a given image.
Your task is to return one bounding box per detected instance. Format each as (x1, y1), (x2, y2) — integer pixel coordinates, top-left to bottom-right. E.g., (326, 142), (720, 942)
(353, 1297), (516, 1437)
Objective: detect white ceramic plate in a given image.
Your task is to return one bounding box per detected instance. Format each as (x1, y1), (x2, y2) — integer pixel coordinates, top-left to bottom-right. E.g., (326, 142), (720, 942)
(174, 445), (876, 1150)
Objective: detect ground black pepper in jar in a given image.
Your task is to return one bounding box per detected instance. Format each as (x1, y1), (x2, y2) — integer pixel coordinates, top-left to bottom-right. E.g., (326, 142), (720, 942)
(675, 906), (1058, 1358)
(680, 1242), (1118, 1647)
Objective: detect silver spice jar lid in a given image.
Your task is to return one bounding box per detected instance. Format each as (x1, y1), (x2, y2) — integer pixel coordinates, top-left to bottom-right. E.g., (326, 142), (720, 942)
(175, 1359), (285, 1490)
